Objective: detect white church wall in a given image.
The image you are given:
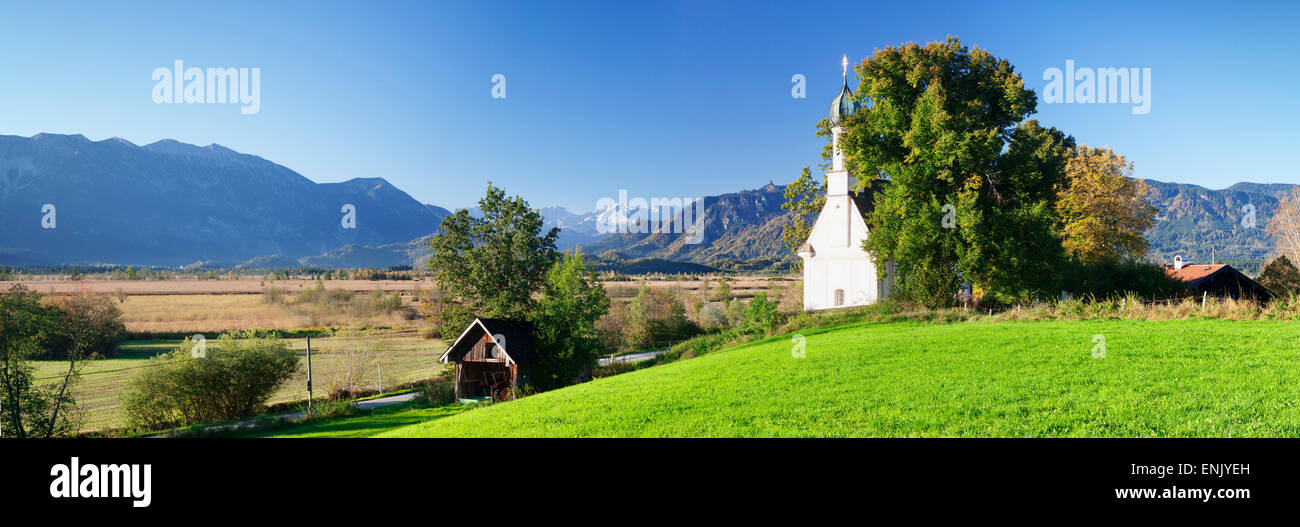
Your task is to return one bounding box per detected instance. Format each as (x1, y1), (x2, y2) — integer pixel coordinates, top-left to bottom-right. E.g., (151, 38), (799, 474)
(799, 195), (881, 311)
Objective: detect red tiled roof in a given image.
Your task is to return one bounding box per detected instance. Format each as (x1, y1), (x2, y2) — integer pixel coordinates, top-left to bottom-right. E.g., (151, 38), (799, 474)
(1165, 264), (1226, 283)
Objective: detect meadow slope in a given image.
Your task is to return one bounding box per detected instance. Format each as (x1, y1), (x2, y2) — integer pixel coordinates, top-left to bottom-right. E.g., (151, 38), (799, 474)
(382, 319), (1300, 438)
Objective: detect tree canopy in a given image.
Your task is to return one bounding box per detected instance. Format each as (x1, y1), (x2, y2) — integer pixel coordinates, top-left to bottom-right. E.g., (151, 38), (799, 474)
(426, 183), (560, 333)
(837, 37), (1072, 305)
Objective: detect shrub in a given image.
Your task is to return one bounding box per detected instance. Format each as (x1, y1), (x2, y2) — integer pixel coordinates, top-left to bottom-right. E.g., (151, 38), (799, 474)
(696, 302), (728, 330)
(123, 331), (300, 430)
(368, 291), (403, 315)
(305, 398), (359, 419)
(740, 293), (780, 335)
(624, 284), (700, 346)
(262, 286), (289, 304)
(415, 370), (456, 405)
(592, 359), (638, 378)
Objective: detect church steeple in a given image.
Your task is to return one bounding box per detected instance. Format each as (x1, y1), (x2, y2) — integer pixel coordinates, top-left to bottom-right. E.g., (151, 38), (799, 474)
(827, 55), (857, 196)
(829, 55), (858, 127)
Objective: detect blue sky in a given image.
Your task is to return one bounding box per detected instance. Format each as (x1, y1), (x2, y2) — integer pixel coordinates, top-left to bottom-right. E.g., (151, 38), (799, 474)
(0, 0), (1296, 212)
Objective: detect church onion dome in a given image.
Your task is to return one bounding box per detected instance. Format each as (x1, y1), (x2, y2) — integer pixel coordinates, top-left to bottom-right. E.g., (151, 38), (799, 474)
(830, 78), (858, 126)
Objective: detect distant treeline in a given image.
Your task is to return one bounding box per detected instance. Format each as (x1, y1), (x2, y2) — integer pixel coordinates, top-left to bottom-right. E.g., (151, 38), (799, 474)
(0, 256), (798, 282)
(586, 252), (796, 277)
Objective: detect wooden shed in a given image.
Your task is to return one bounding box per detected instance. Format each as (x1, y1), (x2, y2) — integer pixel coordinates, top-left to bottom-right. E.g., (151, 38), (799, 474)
(438, 318), (538, 401)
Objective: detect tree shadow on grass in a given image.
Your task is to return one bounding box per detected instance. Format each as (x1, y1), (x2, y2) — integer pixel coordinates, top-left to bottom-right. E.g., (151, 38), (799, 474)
(252, 404), (468, 438)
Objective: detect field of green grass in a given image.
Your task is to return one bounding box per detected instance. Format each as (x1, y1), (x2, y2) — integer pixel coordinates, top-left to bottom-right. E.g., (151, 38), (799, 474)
(378, 318), (1300, 438)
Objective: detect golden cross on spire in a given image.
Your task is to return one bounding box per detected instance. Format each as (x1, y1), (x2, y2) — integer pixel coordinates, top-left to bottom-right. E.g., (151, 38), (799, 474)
(842, 55), (848, 77)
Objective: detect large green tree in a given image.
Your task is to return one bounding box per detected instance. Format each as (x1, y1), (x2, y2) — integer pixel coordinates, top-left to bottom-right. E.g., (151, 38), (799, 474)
(427, 183), (560, 333)
(839, 37), (1074, 305)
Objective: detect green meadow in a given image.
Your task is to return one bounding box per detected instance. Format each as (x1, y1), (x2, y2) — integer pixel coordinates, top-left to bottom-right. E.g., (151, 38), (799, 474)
(373, 319), (1300, 438)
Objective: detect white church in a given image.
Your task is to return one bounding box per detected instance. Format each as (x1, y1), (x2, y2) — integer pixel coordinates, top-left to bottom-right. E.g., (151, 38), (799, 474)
(797, 58), (895, 311)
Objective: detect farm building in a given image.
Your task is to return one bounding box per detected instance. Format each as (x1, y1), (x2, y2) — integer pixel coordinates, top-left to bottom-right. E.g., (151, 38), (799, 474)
(438, 318), (537, 401)
(1165, 256), (1273, 301)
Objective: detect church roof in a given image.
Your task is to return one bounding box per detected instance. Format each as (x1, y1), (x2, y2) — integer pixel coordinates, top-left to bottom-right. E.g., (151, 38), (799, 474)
(850, 178), (886, 227)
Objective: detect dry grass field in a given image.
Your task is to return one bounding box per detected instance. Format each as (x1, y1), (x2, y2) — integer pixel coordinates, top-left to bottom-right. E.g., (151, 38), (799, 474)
(34, 329), (448, 432)
(3, 275), (800, 335)
(117, 293), (428, 334)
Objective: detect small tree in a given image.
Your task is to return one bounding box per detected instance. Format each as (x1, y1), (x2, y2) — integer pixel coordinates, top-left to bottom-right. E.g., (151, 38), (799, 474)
(710, 278), (732, 302)
(1268, 188), (1300, 266)
(530, 252), (610, 390)
(1258, 256), (1300, 297)
(0, 285), (72, 438)
(44, 282), (125, 360)
(326, 330), (378, 400)
(781, 166), (825, 256)
(40, 283), (123, 435)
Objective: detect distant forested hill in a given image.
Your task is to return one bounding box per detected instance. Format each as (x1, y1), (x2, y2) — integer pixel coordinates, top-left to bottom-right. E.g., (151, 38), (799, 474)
(1142, 179), (1295, 272)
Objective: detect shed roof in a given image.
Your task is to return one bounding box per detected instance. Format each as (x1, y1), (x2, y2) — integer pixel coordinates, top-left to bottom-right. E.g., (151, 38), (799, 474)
(439, 318), (539, 364)
(1165, 263), (1273, 301)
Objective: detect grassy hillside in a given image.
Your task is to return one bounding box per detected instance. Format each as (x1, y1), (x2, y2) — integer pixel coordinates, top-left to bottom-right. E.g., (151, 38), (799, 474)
(382, 318), (1300, 437)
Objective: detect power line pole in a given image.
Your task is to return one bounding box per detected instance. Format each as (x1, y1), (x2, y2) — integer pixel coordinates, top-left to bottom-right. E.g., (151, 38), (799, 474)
(306, 335), (314, 415)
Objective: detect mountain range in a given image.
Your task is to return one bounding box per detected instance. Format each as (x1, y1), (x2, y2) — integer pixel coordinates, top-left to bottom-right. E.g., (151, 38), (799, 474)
(0, 133), (449, 267)
(0, 133), (1291, 272)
